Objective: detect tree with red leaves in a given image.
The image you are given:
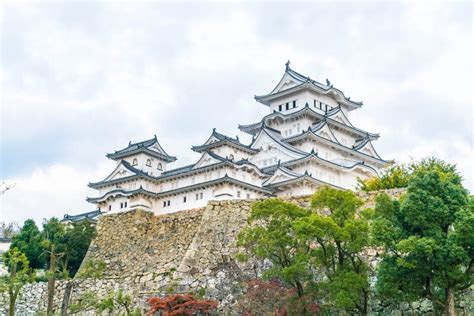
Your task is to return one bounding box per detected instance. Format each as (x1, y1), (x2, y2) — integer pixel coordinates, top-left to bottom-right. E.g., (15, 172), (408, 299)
(236, 278), (320, 316)
(146, 294), (218, 316)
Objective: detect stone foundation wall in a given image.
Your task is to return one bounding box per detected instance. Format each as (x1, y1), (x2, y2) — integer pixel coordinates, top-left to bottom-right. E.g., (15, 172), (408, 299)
(2, 189), (472, 315)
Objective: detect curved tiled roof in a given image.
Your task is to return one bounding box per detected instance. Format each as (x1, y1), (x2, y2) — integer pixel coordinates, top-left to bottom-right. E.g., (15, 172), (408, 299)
(62, 209), (102, 223)
(86, 187), (156, 203)
(239, 104), (379, 139)
(283, 129), (387, 165)
(192, 129), (258, 154)
(255, 63), (362, 109)
(107, 135), (177, 162)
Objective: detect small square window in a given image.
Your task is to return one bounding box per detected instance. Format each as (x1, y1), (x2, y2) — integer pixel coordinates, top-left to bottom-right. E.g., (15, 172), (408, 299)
(237, 191), (241, 198)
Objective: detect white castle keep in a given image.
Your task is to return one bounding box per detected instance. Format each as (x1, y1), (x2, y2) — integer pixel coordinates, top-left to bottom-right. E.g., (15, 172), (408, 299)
(87, 63), (388, 215)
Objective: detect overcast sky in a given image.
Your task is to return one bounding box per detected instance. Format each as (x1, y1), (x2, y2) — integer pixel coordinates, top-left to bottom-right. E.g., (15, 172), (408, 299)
(1, 1), (472, 225)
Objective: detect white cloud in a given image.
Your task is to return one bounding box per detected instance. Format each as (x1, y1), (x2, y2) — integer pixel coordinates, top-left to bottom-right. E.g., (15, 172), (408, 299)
(0, 162), (111, 224)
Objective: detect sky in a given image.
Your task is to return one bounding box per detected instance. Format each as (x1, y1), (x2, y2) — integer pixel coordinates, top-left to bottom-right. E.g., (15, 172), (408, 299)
(0, 1), (472, 225)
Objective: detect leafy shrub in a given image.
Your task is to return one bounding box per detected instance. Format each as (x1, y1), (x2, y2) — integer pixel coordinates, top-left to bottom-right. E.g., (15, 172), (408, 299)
(146, 294), (218, 316)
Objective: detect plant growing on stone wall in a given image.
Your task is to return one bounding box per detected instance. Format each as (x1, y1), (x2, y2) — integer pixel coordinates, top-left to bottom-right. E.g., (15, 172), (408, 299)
(146, 294), (218, 315)
(75, 259), (106, 279)
(97, 289), (139, 315)
(372, 158), (473, 316)
(235, 278), (319, 315)
(0, 247), (35, 316)
(68, 289), (140, 315)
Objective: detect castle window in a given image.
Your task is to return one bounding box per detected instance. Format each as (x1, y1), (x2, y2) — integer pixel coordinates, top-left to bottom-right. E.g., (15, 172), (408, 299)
(292, 100), (296, 108)
(237, 191), (241, 198)
(246, 193), (250, 199)
(146, 159), (152, 167)
(200, 192), (203, 199)
(183, 196), (187, 203)
(124, 202), (127, 208)
(108, 205), (112, 211)
(285, 103), (289, 110)
(157, 163), (162, 170)
(167, 200), (170, 206)
(120, 202), (123, 209)
(132, 158), (138, 166)
(195, 193), (199, 200)
(278, 104), (282, 111)
(163, 201), (167, 207)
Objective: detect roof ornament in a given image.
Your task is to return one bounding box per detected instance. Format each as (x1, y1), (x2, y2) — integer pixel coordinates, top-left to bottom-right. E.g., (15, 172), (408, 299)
(154, 134), (157, 139)
(129, 141), (132, 145)
(326, 79), (331, 86)
(347, 97), (351, 100)
(278, 159), (281, 166)
(305, 102), (309, 108)
(213, 127), (216, 132)
(285, 60), (291, 70)
(304, 170), (309, 176)
(311, 148), (315, 154)
(236, 136), (239, 142)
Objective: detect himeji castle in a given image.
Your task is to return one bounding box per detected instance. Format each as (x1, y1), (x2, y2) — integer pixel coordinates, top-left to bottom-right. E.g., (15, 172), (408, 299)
(87, 62), (388, 215)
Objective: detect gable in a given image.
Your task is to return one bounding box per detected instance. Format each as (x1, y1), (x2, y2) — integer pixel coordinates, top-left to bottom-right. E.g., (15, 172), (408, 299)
(357, 141), (382, 159)
(271, 72), (302, 94)
(193, 152), (224, 169)
(203, 135), (221, 146)
(250, 130), (305, 161)
(314, 124), (339, 143)
(104, 163), (138, 182)
(263, 168), (300, 186)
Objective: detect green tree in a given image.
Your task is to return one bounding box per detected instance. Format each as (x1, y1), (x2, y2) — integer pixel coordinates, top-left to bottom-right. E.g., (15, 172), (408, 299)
(372, 159), (472, 316)
(358, 164), (410, 191)
(304, 187), (372, 315)
(42, 217), (66, 315)
(0, 248), (34, 316)
(10, 219), (44, 269)
(63, 221), (96, 277)
(237, 198), (315, 312)
(237, 189), (373, 315)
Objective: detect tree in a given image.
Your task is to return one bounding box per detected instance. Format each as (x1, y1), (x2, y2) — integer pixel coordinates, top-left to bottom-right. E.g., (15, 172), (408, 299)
(238, 189), (373, 315)
(0, 248), (34, 316)
(237, 199), (314, 304)
(10, 219), (44, 269)
(304, 187), (372, 315)
(146, 294), (218, 316)
(372, 158), (472, 316)
(358, 163), (411, 191)
(63, 221), (96, 277)
(0, 222), (20, 238)
(42, 218), (66, 315)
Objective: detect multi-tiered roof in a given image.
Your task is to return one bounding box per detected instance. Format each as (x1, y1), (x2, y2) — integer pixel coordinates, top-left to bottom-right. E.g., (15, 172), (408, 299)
(83, 62), (388, 216)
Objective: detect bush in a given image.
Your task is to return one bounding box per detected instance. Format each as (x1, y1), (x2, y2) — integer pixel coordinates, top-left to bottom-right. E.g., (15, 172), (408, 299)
(146, 294), (218, 316)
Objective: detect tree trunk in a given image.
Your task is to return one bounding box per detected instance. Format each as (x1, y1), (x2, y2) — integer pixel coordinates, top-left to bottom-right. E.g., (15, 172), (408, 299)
(47, 245), (57, 315)
(60, 281), (73, 316)
(9, 259), (17, 316)
(9, 294), (15, 316)
(445, 287), (456, 316)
